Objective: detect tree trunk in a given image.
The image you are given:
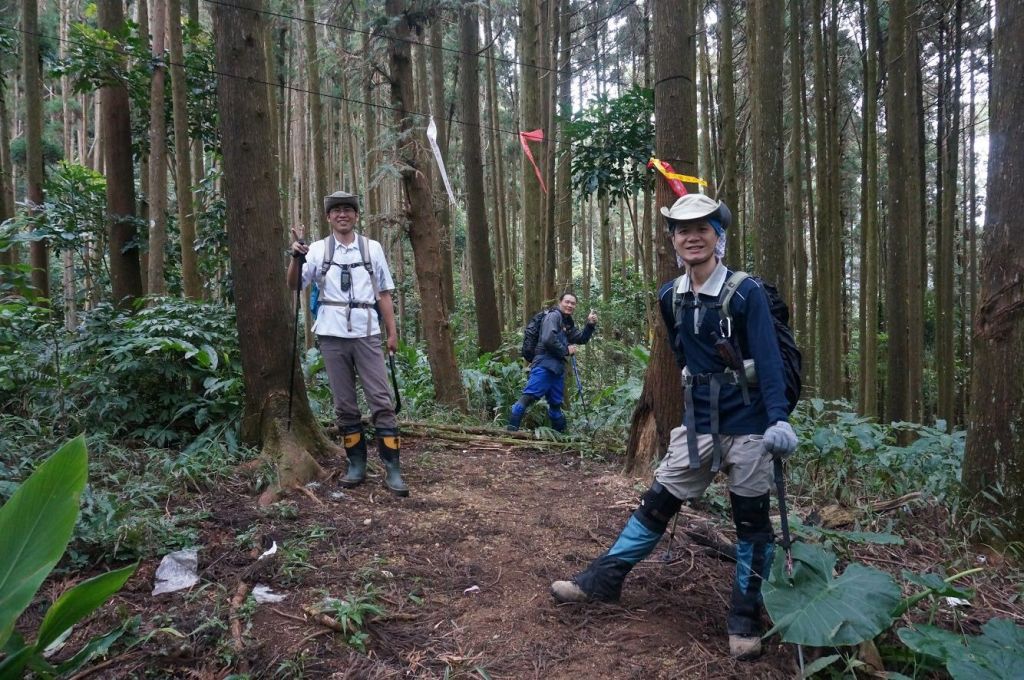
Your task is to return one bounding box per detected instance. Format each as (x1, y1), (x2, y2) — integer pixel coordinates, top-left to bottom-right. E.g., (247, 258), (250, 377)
(885, 0), (921, 424)
(812, 0), (842, 399)
(520, 0), (544, 321)
(485, 0), (513, 327)
(168, 0), (201, 299)
(748, 0), (788, 299)
(0, 58), (14, 268)
(788, 0), (808, 348)
(936, 0), (962, 429)
(23, 0), (48, 300)
(599, 193), (611, 301)
(697, 6), (714, 190)
(98, 0), (144, 306)
(213, 0), (331, 502)
(963, 0), (1024, 543)
(719, 0), (740, 267)
(429, 18), (456, 315)
(624, 0), (697, 474)
(302, 0), (327, 224)
(555, 0), (572, 295)
(859, 0), (880, 417)
(148, 0), (169, 296)
(386, 0), (467, 410)
(460, 2), (501, 355)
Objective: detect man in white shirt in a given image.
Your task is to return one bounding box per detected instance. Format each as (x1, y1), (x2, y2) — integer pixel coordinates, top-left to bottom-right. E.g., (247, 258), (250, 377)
(286, 191), (407, 496)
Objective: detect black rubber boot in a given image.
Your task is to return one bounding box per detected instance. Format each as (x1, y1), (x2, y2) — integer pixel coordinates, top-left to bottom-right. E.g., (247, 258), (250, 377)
(377, 428), (409, 497)
(339, 425), (367, 488)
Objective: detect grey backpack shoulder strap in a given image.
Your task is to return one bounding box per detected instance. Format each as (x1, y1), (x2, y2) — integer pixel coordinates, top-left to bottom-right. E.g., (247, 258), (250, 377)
(316, 235), (335, 286)
(719, 270), (750, 324)
(357, 233), (380, 301)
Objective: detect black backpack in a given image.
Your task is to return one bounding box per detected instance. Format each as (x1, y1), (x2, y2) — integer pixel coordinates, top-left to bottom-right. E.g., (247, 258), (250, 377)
(675, 271), (802, 413)
(521, 309), (554, 361)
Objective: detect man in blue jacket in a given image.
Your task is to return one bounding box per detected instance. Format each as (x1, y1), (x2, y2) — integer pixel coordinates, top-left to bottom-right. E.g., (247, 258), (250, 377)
(507, 293), (598, 432)
(549, 194), (798, 660)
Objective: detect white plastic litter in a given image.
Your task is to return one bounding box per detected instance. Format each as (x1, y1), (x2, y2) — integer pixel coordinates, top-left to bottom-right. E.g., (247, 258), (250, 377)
(945, 596), (971, 608)
(329, 491), (348, 501)
(463, 585), (481, 595)
(252, 584), (286, 603)
(259, 541), (278, 560)
(152, 549), (200, 595)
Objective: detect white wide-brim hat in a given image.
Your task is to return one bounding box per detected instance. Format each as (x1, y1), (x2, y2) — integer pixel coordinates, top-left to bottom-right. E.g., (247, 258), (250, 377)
(659, 194), (732, 230)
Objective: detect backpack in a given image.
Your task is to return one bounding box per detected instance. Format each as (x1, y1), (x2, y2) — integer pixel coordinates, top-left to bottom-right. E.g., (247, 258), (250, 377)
(674, 271), (802, 413)
(520, 308), (555, 361)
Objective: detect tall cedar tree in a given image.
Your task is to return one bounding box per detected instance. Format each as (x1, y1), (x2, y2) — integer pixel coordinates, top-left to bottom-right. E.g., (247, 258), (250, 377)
(963, 0), (1024, 541)
(213, 0), (334, 503)
(520, 0), (544, 320)
(624, 0), (698, 473)
(384, 0), (468, 410)
(460, 2), (502, 354)
(169, 0), (201, 299)
(749, 0), (788, 300)
(23, 0), (48, 301)
(147, 0), (168, 296)
(98, 0), (144, 306)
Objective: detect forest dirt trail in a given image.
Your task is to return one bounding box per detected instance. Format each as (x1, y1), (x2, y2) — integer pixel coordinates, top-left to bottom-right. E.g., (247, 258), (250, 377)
(64, 434), (1020, 679)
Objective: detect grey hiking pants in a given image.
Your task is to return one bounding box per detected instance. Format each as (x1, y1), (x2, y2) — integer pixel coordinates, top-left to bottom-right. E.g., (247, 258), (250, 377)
(318, 334), (397, 431)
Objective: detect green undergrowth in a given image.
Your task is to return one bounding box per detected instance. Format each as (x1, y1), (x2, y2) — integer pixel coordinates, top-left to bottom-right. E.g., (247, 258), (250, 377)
(0, 419), (257, 568)
(763, 400), (1024, 678)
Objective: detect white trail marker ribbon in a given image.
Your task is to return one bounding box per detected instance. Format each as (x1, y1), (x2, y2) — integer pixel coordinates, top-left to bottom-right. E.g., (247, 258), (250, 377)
(427, 116), (456, 205)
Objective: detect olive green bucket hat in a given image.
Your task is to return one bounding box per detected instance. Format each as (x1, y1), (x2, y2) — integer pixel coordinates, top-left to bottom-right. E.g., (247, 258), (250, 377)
(324, 191), (360, 214)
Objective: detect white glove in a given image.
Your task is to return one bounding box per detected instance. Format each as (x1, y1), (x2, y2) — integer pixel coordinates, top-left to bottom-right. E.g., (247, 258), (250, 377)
(763, 421), (797, 459)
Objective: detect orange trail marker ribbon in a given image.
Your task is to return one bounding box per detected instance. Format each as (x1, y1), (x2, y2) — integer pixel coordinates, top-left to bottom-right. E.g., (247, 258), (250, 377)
(648, 158), (708, 197)
(519, 129), (548, 194)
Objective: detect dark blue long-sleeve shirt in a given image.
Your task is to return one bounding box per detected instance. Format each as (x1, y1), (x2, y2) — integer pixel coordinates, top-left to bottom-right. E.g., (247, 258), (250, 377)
(657, 263), (788, 434)
(533, 308), (596, 375)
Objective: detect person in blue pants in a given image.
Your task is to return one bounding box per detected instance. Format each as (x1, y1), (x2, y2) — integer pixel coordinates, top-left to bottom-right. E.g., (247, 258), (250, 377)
(549, 194), (798, 660)
(507, 293), (597, 432)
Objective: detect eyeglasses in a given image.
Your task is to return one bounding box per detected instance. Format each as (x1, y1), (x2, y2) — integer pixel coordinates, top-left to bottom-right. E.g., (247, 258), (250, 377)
(330, 206), (357, 215)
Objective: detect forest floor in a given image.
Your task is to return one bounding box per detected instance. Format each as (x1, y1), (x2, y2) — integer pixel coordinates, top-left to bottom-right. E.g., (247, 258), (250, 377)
(35, 434), (1024, 679)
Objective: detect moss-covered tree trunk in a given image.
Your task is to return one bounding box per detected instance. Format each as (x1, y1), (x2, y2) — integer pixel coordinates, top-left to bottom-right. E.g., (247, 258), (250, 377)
(213, 0), (333, 503)
(624, 0), (698, 474)
(963, 0), (1024, 542)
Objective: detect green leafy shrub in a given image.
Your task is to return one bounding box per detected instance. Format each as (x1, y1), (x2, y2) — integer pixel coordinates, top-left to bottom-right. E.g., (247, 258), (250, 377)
(792, 399), (965, 505)
(1, 298), (243, 446)
(0, 436), (137, 678)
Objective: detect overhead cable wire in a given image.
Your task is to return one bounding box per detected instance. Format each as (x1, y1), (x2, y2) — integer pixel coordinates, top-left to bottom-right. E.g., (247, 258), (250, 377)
(199, 0), (637, 82)
(1, 22), (645, 156)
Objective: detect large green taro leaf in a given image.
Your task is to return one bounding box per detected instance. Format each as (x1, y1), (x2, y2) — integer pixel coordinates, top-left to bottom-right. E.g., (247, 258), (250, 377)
(763, 542), (901, 646)
(899, 619), (1024, 680)
(0, 436), (88, 648)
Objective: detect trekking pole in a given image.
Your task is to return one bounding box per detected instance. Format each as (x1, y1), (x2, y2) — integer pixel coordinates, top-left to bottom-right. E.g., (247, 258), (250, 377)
(388, 351), (402, 415)
(286, 240), (305, 432)
(773, 456), (793, 574)
(774, 455), (805, 673)
(570, 355), (591, 426)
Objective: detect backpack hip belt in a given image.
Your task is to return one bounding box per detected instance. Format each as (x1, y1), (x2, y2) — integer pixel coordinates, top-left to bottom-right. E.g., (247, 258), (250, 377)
(682, 368), (753, 474)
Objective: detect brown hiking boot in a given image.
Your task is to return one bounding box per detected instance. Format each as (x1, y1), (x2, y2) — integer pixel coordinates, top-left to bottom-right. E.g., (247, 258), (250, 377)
(728, 634), (763, 660)
(550, 580), (590, 603)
